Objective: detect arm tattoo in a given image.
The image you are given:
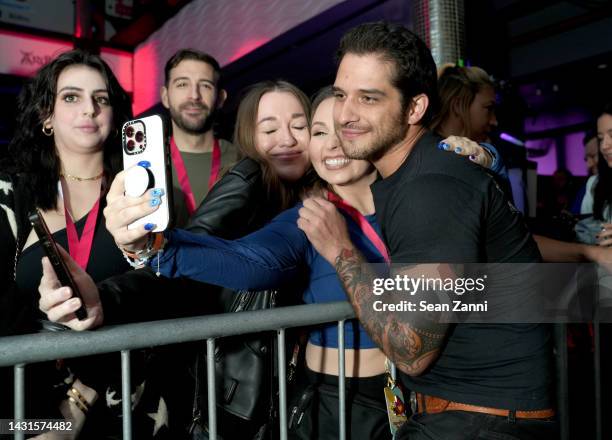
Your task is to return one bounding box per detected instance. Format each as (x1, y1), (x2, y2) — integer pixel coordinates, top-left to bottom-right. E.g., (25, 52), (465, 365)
(335, 247), (449, 375)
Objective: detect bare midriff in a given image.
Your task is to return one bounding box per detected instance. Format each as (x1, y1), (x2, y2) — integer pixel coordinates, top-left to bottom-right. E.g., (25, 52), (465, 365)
(305, 341), (387, 377)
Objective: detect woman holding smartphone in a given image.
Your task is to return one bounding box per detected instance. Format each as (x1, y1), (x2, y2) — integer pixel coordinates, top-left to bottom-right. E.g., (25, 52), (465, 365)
(0, 49), (152, 439)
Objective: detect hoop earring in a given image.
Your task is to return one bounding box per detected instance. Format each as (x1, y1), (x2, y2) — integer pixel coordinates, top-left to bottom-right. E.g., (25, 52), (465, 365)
(42, 125), (54, 136)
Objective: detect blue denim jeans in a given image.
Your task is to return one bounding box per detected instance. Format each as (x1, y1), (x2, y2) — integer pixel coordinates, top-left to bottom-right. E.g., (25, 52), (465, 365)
(395, 410), (559, 440)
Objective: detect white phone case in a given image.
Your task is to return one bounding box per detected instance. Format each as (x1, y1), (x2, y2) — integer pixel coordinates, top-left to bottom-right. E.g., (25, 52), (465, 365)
(122, 115), (172, 232)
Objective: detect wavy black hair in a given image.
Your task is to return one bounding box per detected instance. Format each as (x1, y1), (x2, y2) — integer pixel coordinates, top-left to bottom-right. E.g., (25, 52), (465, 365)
(336, 21), (439, 126)
(593, 102), (612, 220)
(5, 49), (132, 210)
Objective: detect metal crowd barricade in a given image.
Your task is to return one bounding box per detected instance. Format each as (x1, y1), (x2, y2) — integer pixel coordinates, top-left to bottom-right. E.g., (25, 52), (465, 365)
(0, 302), (355, 440)
(0, 301), (590, 440)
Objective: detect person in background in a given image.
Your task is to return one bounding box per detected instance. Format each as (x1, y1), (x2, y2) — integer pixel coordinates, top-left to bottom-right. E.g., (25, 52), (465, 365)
(540, 168), (578, 224)
(161, 49), (236, 227)
(580, 107), (612, 219)
(431, 64), (508, 190)
(584, 131), (600, 177)
(571, 130), (599, 214)
(432, 64), (498, 144)
(575, 102), (612, 438)
(432, 63), (612, 265)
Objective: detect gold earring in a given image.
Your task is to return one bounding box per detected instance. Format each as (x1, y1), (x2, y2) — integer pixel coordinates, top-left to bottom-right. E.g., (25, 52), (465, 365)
(42, 125), (54, 136)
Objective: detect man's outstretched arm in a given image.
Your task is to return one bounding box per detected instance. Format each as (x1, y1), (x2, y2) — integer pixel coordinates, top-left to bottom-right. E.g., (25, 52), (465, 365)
(298, 197), (449, 375)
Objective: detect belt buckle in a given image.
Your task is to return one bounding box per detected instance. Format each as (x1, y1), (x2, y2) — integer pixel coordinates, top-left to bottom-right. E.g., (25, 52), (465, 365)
(409, 391), (418, 414)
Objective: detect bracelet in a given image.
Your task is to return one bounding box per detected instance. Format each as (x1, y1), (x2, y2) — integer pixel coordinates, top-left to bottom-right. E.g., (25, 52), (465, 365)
(67, 386), (90, 414)
(121, 233), (164, 268)
(479, 142), (499, 171)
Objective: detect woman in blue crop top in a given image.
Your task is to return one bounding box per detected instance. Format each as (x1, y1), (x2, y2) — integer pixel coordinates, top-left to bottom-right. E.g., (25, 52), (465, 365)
(156, 89), (393, 439)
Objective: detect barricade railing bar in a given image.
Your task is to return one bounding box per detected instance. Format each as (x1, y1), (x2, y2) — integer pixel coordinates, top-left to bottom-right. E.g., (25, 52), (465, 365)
(0, 302), (355, 440)
(0, 302), (598, 440)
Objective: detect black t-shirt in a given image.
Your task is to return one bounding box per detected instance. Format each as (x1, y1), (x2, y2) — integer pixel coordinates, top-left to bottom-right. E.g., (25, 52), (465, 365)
(371, 131), (552, 410)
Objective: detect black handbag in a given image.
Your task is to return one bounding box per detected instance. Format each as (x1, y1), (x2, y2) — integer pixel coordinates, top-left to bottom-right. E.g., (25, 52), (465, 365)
(190, 287), (277, 434)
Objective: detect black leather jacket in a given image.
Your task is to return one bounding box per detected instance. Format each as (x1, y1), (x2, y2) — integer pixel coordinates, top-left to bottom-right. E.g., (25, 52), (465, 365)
(99, 157), (278, 324)
(185, 157), (270, 237)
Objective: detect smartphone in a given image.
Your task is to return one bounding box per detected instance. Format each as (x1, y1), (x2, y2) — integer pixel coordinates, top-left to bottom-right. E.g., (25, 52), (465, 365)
(29, 209), (87, 321)
(122, 115), (173, 232)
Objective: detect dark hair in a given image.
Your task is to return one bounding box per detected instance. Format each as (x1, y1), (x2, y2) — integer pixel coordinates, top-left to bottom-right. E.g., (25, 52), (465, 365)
(593, 102), (612, 220)
(307, 86), (336, 196)
(6, 49), (132, 210)
(164, 49), (221, 86)
(310, 86), (335, 117)
(336, 21), (438, 125)
(233, 80), (314, 211)
(430, 64), (495, 136)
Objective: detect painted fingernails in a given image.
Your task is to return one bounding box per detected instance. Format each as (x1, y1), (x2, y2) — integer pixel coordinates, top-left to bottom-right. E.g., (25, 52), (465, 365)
(469, 155), (477, 161)
(150, 198), (161, 207)
(144, 223), (156, 231)
(454, 146), (462, 153)
(138, 160), (151, 168)
(151, 188), (165, 197)
(437, 142), (451, 150)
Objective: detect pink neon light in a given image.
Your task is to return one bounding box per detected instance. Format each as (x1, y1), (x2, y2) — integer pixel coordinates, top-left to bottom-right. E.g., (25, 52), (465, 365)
(100, 48), (133, 93)
(228, 38), (270, 63)
(132, 41), (161, 115)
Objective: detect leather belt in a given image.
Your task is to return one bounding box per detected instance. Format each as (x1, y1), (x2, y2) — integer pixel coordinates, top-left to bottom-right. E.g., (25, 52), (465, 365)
(414, 393), (555, 420)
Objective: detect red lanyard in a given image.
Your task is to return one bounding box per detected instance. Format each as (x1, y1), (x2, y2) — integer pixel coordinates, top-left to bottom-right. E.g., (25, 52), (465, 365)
(208, 139), (222, 191)
(61, 184), (101, 271)
(327, 191), (390, 264)
(170, 137), (221, 215)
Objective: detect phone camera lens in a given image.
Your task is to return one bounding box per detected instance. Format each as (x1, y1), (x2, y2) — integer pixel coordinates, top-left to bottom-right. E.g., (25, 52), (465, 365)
(125, 125), (135, 137)
(135, 131), (144, 143)
(126, 139), (135, 151)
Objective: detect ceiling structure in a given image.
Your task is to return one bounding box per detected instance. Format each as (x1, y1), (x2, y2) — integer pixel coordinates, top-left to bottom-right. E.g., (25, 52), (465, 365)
(1, 0), (611, 171)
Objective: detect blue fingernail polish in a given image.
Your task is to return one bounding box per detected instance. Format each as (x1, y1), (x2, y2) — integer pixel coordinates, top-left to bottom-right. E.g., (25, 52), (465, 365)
(138, 160), (151, 168)
(454, 147), (462, 153)
(438, 142), (450, 151)
(151, 188), (165, 197)
(144, 223), (156, 231)
(469, 155), (476, 161)
(150, 198), (161, 207)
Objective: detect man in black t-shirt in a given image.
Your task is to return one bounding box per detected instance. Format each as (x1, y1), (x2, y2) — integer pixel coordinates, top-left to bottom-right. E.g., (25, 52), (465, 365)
(298, 22), (557, 439)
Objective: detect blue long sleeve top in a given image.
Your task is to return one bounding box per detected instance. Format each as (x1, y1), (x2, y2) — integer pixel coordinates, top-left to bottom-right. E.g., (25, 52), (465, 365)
(154, 204), (387, 349)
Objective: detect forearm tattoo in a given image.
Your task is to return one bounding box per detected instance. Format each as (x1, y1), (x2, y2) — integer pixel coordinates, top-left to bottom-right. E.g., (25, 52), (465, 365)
(335, 247), (448, 375)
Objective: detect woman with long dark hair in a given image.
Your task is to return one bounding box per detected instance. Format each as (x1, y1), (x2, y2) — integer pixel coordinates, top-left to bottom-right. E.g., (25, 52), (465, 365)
(0, 49), (134, 437)
(580, 102), (612, 225)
